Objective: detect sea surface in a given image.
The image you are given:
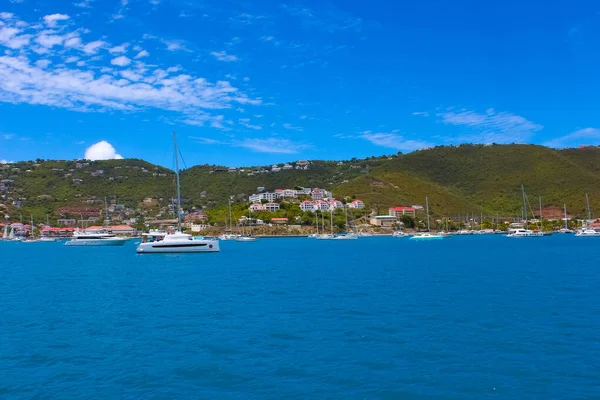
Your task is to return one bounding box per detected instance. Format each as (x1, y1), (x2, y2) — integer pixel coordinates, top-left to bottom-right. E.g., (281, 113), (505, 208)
(1, 235), (599, 399)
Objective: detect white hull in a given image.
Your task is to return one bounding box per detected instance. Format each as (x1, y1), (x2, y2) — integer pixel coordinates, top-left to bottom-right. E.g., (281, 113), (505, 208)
(137, 238), (220, 253)
(410, 233), (444, 240)
(235, 236), (258, 242)
(65, 238), (128, 246)
(575, 229), (600, 237)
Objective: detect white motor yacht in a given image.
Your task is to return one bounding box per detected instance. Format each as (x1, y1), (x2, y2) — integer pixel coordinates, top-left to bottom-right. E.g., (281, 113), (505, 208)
(506, 228), (544, 238)
(575, 228), (600, 237)
(410, 232), (444, 240)
(65, 230), (128, 246)
(219, 233), (240, 240)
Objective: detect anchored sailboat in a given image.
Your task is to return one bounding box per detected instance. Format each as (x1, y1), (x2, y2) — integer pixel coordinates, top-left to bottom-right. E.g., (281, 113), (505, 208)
(410, 197), (444, 240)
(137, 132), (221, 253)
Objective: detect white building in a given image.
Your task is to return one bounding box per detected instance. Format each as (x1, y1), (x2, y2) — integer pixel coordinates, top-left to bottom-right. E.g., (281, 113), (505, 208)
(249, 192), (278, 203)
(283, 189), (297, 198)
(300, 200), (315, 212)
(315, 200), (330, 211)
(329, 200), (344, 210)
(311, 188), (325, 201)
(283, 163), (293, 170)
(348, 200), (365, 209)
(264, 202), (280, 212)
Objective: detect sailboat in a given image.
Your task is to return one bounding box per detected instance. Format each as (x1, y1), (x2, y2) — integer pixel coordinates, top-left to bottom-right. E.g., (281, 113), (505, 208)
(236, 209), (258, 241)
(137, 132), (221, 253)
(219, 196), (240, 240)
(2, 224), (8, 240)
(410, 197), (444, 240)
(507, 185), (544, 237)
(557, 204), (574, 233)
(22, 216), (41, 243)
(331, 205), (358, 240)
(575, 194), (600, 237)
(65, 197), (127, 246)
(316, 208), (336, 239)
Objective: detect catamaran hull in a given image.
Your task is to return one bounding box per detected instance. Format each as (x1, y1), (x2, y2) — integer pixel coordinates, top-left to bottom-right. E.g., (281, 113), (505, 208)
(65, 238), (128, 246)
(136, 240), (220, 253)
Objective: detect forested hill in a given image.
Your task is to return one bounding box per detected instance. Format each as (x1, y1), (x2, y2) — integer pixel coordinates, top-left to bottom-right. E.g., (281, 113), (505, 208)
(1, 144), (600, 221)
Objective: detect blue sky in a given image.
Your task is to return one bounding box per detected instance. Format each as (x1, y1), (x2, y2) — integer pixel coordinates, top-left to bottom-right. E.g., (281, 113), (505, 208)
(1, 0), (600, 167)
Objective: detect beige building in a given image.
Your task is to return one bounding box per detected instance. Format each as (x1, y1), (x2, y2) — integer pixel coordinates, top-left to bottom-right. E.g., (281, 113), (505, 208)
(369, 215), (398, 228)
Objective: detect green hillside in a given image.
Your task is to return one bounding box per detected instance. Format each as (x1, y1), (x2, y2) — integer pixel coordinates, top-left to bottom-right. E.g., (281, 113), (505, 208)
(1, 144), (599, 222)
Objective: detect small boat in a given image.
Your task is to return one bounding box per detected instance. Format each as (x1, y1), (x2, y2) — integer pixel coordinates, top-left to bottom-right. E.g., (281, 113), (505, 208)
(38, 236), (58, 242)
(358, 232), (373, 237)
(410, 232), (444, 240)
(455, 230), (473, 235)
(392, 230), (409, 238)
(556, 228), (574, 234)
(219, 233), (240, 240)
(476, 228), (495, 235)
(575, 228), (600, 237)
(136, 132), (220, 254)
(235, 235), (258, 242)
(330, 233), (358, 240)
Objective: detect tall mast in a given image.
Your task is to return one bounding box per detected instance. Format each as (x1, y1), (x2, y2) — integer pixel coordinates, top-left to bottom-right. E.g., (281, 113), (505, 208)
(521, 185), (527, 229)
(330, 208), (333, 234)
(31, 215), (34, 239)
(564, 204), (568, 230)
(104, 196), (109, 228)
(174, 131), (182, 232)
(426, 197), (430, 232)
(585, 193), (591, 222)
(539, 197), (543, 232)
(228, 196), (233, 231)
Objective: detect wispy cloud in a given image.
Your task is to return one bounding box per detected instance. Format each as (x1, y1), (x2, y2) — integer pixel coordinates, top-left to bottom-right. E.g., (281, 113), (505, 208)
(0, 13), (260, 129)
(189, 136), (225, 145)
(544, 128), (600, 148)
(236, 138), (309, 153)
(412, 111), (429, 117)
(361, 131), (432, 152)
(211, 50), (239, 62)
(280, 4), (363, 33)
(239, 118), (262, 130)
(282, 123), (303, 131)
(134, 49), (149, 58)
(437, 108), (543, 144)
(2, 133), (15, 139)
(74, 0), (93, 8)
(43, 14), (70, 28)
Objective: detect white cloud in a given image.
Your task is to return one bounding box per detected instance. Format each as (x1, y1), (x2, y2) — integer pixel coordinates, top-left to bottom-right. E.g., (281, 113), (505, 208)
(211, 50), (239, 62)
(35, 59), (51, 68)
(3, 133), (15, 139)
(238, 118), (262, 130)
(0, 27), (31, 49)
(84, 141), (123, 160)
(162, 39), (188, 52)
(412, 111), (429, 117)
(82, 39), (105, 54)
(149, 0), (160, 4)
(236, 138), (308, 153)
(437, 108), (543, 144)
(544, 128), (600, 149)
(0, 13), (259, 128)
(283, 123), (303, 131)
(110, 55), (131, 66)
(109, 42), (129, 54)
(43, 14), (70, 28)
(74, 0), (93, 8)
(361, 131), (432, 151)
(189, 136), (225, 145)
(134, 49), (149, 58)
(0, 159), (14, 164)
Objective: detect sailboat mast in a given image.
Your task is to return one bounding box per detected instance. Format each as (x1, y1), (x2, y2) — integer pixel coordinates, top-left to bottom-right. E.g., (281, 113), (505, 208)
(104, 196), (109, 228)
(539, 197), (543, 232)
(521, 185), (527, 229)
(31, 215), (34, 239)
(564, 204), (568, 230)
(585, 193), (591, 221)
(174, 131), (182, 232)
(330, 208), (333, 234)
(228, 196), (233, 231)
(426, 197), (430, 232)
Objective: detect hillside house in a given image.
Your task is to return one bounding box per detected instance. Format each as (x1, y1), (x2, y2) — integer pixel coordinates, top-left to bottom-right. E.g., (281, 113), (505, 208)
(389, 206), (416, 218)
(348, 200), (365, 209)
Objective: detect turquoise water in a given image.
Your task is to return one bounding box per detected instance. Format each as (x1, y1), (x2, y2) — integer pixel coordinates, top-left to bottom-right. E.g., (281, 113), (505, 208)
(1, 236), (599, 399)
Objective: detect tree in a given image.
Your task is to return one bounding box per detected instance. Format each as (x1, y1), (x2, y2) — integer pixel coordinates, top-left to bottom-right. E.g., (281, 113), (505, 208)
(401, 215), (415, 228)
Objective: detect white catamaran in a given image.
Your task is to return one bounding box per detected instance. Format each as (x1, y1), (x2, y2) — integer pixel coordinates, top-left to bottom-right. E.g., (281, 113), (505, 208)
(136, 132), (220, 254)
(507, 185), (543, 238)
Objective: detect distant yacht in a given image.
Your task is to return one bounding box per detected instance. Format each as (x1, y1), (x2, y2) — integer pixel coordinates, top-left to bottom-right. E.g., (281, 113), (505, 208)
(136, 132), (220, 254)
(575, 228), (600, 237)
(65, 229), (128, 246)
(392, 230), (409, 238)
(410, 197), (444, 240)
